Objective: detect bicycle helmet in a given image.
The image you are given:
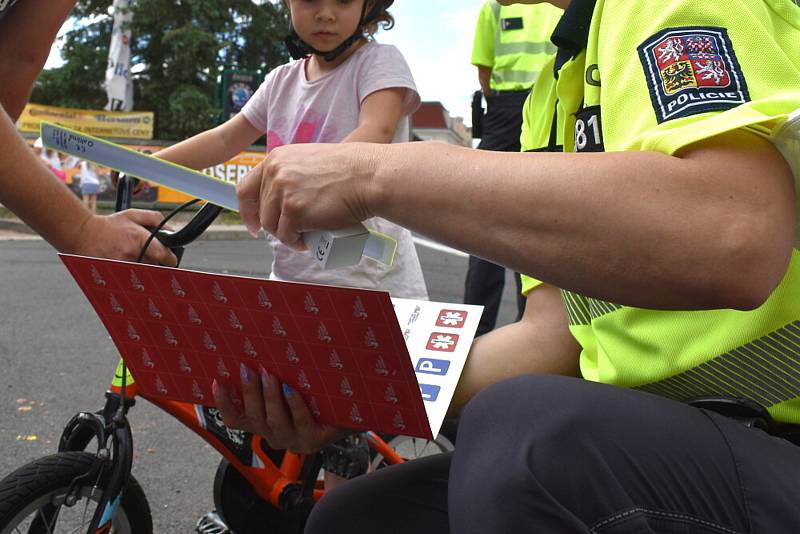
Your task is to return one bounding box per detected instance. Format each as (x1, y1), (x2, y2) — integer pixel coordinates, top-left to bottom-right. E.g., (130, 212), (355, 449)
(284, 0), (395, 62)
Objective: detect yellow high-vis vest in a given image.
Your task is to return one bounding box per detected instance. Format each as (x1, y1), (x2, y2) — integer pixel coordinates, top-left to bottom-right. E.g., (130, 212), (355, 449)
(471, 1), (562, 92)
(521, 0), (800, 424)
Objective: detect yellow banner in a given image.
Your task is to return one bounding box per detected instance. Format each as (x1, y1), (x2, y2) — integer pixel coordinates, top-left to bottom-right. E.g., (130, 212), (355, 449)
(18, 103), (154, 140)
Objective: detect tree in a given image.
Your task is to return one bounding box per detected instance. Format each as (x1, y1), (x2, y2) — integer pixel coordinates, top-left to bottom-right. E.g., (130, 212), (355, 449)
(31, 0), (289, 140)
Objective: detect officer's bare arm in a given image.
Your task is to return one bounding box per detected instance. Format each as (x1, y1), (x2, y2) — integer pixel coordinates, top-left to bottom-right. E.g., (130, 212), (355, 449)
(369, 130), (795, 311)
(477, 66), (492, 97)
(238, 128), (794, 311)
(450, 283), (580, 414)
(0, 0), (76, 119)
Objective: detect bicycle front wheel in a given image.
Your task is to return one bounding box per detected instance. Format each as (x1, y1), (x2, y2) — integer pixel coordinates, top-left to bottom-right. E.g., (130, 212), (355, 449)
(0, 452), (152, 534)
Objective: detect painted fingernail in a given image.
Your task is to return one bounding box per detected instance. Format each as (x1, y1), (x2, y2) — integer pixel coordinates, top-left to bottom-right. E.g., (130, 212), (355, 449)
(240, 364), (252, 385)
(282, 383), (294, 397)
(260, 367), (270, 387)
(212, 379), (219, 397)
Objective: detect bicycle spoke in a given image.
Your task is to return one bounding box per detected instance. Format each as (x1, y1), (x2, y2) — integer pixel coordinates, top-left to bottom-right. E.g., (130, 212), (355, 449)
(15, 492), (103, 534)
(415, 438), (433, 458)
(79, 470), (105, 533)
(419, 439), (436, 457)
(29, 505), (58, 534)
(66, 518), (90, 534)
(79, 501), (91, 533)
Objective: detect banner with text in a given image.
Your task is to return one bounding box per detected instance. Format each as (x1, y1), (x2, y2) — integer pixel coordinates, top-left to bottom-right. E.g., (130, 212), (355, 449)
(18, 104), (153, 140)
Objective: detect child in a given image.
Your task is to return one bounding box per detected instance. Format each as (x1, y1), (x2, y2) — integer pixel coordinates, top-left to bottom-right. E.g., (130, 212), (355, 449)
(156, 0), (428, 301)
(79, 160), (100, 213)
(160, 0), (426, 505)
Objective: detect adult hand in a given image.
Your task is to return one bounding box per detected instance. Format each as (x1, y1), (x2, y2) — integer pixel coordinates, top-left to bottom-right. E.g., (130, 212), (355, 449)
(72, 210), (177, 266)
(236, 143), (378, 250)
(213, 364), (350, 454)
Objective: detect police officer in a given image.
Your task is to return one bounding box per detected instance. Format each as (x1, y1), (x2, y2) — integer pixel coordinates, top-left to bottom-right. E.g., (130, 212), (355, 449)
(465, 0), (561, 336)
(232, 0), (800, 531)
(0, 0), (174, 264)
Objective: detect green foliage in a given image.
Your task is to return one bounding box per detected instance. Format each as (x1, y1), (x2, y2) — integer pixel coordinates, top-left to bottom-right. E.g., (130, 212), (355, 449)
(31, 0), (289, 140)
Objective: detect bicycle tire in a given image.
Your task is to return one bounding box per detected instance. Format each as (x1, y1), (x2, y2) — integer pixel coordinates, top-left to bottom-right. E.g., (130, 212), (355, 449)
(0, 451), (152, 534)
(213, 458), (294, 534)
(370, 433), (455, 471)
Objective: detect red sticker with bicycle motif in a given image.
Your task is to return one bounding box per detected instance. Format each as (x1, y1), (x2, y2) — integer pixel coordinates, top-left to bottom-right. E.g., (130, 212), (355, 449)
(60, 254), (433, 439)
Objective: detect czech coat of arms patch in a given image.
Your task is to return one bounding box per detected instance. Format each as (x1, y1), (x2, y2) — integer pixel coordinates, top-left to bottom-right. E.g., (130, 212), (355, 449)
(638, 26), (749, 123)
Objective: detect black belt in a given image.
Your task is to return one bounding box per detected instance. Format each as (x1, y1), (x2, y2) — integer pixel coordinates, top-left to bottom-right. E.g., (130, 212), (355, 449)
(487, 89), (531, 97)
(687, 396), (800, 446)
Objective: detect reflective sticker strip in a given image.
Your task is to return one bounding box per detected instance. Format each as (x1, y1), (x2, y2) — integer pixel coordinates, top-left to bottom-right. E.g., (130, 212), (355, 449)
(41, 122), (394, 268)
(636, 321), (800, 407)
(112, 359), (135, 388)
(637, 26), (750, 124)
(364, 230), (398, 266)
(41, 122), (238, 210)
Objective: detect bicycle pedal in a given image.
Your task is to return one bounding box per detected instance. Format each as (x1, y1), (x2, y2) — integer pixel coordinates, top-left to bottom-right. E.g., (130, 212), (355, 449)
(196, 510), (230, 534)
(321, 433), (370, 480)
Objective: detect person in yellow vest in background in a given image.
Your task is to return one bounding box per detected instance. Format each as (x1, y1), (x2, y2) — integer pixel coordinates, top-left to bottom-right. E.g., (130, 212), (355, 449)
(465, 0), (562, 336)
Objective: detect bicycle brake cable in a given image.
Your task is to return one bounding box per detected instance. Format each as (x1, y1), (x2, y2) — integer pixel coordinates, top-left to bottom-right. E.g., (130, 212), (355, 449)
(135, 198), (201, 264)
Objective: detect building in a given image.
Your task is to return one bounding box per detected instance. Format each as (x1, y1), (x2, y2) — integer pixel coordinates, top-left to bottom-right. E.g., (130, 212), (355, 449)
(411, 101), (471, 146)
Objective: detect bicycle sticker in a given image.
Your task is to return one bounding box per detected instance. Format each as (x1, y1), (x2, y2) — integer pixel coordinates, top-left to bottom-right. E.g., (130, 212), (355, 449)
(415, 358), (451, 376)
(112, 359), (135, 387)
(419, 384), (441, 402)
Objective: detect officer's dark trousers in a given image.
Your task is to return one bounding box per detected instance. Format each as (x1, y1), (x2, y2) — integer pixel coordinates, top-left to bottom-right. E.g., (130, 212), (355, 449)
(305, 375), (800, 534)
(466, 90), (530, 335)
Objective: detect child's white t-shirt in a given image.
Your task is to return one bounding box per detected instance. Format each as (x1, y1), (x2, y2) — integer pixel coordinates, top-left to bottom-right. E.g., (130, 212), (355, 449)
(242, 41), (428, 299)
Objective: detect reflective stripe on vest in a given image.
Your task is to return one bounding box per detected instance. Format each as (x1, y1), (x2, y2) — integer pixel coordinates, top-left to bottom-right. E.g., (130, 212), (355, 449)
(636, 321), (800, 408)
(489, 3), (557, 90)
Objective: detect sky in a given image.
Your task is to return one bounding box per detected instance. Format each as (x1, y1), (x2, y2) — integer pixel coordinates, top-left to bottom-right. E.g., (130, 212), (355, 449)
(377, 0), (484, 124)
(45, 0), (485, 125)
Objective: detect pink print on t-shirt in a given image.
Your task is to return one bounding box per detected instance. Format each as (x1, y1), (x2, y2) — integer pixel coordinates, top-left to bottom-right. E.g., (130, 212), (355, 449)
(267, 108), (339, 150)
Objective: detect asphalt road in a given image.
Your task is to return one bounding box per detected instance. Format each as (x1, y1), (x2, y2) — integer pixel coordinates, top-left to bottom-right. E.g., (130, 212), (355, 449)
(0, 236), (519, 532)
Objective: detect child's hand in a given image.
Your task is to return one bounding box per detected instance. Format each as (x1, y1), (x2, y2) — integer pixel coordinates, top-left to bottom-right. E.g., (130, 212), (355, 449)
(236, 143), (377, 249)
(213, 364), (350, 454)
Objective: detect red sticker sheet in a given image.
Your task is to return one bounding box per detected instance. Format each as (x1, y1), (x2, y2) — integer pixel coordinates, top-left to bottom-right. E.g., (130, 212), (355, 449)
(61, 254), (432, 439)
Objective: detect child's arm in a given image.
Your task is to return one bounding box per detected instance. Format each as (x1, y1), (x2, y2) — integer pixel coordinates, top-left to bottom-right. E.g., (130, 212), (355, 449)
(343, 88), (408, 143)
(154, 114), (263, 169)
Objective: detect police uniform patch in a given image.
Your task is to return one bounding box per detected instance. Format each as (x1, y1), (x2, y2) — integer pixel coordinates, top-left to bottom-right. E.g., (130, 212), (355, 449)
(638, 26), (749, 124)
(501, 17), (524, 31)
